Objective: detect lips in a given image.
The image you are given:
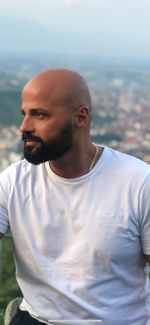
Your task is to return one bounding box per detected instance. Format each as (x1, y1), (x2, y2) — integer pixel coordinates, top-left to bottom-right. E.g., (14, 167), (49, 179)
(22, 134), (42, 146)
(24, 139), (41, 147)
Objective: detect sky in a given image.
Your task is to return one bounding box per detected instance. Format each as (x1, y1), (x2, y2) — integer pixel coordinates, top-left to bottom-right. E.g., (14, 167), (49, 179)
(0, 0), (150, 59)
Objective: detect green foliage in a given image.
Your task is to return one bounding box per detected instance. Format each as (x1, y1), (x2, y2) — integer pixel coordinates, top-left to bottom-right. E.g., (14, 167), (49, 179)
(0, 236), (22, 324)
(0, 89), (21, 126)
(92, 113), (116, 125)
(92, 133), (123, 143)
(0, 310), (4, 325)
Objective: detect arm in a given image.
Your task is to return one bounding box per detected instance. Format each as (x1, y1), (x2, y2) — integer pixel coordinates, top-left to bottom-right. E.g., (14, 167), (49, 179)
(0, 233), (4, 239)
(144, 255), (150, 277)
(0, 168), (12, 236)
(145, 255), (150, 265)
(139, 172), (150, 266)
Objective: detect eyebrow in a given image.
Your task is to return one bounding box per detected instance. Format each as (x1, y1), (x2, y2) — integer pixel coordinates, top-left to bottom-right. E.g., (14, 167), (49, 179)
(21, 108), (49, 113)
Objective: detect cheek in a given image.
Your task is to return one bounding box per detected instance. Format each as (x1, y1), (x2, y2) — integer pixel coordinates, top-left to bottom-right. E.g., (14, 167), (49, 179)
(38, 122), (61, 141)
(36, 112), (71, 140)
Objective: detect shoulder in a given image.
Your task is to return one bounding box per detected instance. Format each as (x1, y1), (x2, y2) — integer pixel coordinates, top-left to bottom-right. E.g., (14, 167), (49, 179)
(103, 147), (150, 189)
(0, 160), (27, 194)
(0, 159), (42, 187)
(106, 147), (150, 172)
(0, 160), (46, 196)
(0, 159), (28, 180)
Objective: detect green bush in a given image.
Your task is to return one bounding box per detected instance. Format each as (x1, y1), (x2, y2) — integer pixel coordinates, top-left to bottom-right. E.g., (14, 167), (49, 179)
(0, 236), (22, 324)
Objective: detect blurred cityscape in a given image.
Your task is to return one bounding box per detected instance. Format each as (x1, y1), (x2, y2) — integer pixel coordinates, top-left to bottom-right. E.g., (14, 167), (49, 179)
(0, 54), (150, 172)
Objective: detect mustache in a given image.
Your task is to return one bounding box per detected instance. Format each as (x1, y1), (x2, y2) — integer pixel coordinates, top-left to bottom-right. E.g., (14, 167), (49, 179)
(22, 133), (43, 143)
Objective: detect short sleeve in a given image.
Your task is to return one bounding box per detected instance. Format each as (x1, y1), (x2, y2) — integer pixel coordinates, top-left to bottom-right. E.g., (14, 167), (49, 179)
(139, 172), (150, 254)
(0, 168), (11, 234)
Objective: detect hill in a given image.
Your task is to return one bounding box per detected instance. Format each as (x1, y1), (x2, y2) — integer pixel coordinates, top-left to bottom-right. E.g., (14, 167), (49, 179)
(0, 236), (22, 323)
(0, 89), (21, 126)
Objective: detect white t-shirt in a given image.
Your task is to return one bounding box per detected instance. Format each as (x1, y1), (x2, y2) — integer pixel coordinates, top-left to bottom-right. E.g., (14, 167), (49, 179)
(0, 147), (150, 325)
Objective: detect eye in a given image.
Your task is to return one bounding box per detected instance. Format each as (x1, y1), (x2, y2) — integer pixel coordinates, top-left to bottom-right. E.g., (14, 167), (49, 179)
(31, 111), (49, 119)
(21, 109), (25, 116)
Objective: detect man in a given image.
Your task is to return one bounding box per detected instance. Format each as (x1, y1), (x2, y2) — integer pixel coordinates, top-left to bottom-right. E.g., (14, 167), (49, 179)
(0, 69), (150, 325)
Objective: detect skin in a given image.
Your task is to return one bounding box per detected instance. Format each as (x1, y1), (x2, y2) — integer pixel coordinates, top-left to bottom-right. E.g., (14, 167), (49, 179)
(0, 69), (100, 239)
(1, 69), (150, 266)
(20, 69), (102, 178)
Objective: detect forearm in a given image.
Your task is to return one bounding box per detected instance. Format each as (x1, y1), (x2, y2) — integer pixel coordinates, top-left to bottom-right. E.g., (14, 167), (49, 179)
(0, 232), (4, 240)
(145, 255), (150, 265)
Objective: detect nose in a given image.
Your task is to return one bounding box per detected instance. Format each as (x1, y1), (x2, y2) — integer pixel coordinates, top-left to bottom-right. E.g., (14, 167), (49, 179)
(19, 116), (35, 134)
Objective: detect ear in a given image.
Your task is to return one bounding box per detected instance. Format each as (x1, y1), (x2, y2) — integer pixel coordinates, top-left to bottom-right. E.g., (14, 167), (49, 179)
(72, 106), (91, 127)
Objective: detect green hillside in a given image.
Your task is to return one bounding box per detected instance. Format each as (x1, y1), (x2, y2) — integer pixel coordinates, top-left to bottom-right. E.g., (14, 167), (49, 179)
(0, 236), (22, 324)
(0, 89), (21, 126)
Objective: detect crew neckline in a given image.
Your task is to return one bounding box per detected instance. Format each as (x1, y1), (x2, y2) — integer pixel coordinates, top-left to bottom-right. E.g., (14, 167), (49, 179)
(44, 146), (109, 184)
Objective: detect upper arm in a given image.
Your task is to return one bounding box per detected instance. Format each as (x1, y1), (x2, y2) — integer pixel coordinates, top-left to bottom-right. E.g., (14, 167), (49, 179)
(0, 168), (11, 235)
(139, 172), (150, 257)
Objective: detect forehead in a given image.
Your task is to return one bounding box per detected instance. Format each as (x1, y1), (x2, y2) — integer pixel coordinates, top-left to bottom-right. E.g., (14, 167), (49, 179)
(21, 85), (76, 122)
(21, 69), (90, 114)
(22, 75), (73, 109)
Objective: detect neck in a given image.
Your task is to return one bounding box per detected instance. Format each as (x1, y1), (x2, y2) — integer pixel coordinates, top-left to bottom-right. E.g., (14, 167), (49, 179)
(48, 142), (103, 178)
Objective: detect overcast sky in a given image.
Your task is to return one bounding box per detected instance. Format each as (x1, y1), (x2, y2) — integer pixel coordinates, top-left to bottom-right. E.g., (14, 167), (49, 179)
(0, 0), (150, 59)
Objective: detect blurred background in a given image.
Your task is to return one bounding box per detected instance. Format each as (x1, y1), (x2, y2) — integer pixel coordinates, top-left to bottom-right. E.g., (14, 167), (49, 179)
(0, 0), (150, 322)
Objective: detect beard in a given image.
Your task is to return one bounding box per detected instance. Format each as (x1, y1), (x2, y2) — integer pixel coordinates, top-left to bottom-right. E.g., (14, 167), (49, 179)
(22, 120), (73, 165)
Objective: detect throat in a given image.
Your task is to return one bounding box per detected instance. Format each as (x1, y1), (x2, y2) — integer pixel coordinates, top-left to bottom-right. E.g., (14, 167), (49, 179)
(48, 146), (104, 179)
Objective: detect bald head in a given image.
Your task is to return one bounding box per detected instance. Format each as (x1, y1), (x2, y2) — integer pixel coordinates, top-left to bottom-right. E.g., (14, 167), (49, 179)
(20, 69), (93, 165)
(23, 69), (92, 112)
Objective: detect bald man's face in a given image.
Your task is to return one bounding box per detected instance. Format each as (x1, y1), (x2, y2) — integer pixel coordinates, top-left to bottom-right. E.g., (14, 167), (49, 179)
(20, 80), (74, 164)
